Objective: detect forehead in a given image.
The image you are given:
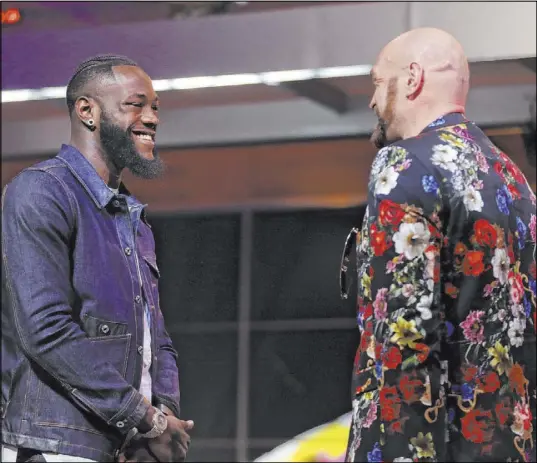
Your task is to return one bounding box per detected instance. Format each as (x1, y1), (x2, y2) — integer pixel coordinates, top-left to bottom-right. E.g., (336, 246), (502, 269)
(100, 65), (157, 100)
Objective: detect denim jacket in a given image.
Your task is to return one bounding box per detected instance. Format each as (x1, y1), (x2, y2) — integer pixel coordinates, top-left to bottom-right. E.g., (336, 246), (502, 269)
(1, 145), (180, 462)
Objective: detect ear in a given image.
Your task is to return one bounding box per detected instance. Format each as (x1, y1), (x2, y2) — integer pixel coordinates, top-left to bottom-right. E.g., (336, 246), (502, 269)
(74, 96), (101, 129)
(406, 62), (424, 100)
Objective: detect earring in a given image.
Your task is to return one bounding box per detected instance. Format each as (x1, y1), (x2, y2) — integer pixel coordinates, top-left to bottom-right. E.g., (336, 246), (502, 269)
(86, 119), (95, 131)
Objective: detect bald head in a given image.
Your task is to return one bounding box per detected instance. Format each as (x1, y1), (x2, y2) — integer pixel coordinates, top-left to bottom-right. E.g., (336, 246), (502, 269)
(369, 28), (470, 147)
(380, 27), (469, 102)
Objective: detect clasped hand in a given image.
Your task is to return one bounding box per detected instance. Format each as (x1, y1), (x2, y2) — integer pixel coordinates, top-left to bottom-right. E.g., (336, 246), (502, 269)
(118, 417), (194, 462)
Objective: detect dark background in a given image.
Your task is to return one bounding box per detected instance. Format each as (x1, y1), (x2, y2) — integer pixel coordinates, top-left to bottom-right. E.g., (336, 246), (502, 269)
(149, 205), (366, 461)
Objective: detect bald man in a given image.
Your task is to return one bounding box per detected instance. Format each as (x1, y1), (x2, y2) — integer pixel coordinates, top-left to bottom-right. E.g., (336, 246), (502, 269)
(344, 28), (536, 462)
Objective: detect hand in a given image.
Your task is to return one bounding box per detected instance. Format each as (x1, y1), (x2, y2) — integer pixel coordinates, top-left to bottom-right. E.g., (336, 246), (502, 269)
(146, 416), (194, 462)
(117, 439), (157, 463)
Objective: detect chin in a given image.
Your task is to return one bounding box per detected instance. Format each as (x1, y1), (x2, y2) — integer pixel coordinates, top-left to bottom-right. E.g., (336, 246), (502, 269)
(139, 149), (155, 161)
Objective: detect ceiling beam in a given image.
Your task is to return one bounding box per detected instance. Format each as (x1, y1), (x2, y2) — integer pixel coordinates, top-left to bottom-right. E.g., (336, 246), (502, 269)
(281, 80), (352, 114)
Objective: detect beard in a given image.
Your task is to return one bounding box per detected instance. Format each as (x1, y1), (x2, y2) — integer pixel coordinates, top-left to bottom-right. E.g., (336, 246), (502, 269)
(99, 112), (165, 179)
(370, 78), (399, 150)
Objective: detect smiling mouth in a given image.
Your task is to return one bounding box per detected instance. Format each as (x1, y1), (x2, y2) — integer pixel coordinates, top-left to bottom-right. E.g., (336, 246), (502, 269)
(132, 131), (155, 144)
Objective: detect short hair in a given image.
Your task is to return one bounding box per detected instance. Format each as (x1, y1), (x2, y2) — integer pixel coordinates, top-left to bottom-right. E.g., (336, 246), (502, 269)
(66, 54), (139, 115)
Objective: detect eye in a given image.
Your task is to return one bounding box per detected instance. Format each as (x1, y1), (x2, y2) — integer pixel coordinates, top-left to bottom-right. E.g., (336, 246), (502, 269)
(152, 105), (159, 112)
(128, 102), (143, 108)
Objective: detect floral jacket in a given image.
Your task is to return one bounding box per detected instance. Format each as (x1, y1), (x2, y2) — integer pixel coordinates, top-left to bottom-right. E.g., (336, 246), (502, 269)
(345, 113), (536, 462)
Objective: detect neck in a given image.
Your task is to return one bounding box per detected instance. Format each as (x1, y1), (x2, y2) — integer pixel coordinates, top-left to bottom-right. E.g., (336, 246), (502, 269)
(400, 102), (465, 140)
(70, 134), (123, 189)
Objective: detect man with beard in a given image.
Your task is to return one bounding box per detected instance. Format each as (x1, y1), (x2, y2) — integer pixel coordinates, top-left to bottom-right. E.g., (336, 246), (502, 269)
(2, 55), (193, 462)
(343, 29), (536, 461)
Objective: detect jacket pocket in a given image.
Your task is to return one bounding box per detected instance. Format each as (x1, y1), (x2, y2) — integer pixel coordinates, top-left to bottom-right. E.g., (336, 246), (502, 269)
(142, 253), (160, 279)
(82, 314), (129, 338)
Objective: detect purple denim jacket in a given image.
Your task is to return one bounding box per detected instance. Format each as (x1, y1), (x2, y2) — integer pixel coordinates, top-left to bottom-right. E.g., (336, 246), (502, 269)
(1, 145), (180, 462)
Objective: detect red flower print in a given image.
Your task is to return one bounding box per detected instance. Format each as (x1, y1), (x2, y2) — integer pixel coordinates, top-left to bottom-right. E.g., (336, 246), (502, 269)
(463, 365), (479, 382)
(462, 251), (485, 277)
(508, 363), (528, 396)
(461, 409), (494, 443)
(380, 386), (401, 422)
(414, 343), (430, 363)
(360, 303), (373, 321)
(479, 371), (500, 393)
(507, 184), (521, 200)
(378, 199), (406, 227)
(473, 219), (498, 247)
(494, 162), (505, 180)
(382, 346), (402, 370)
(445, 283), (459, 298)
(359, 330), (372, 351)
(399, 374), (423, 403)
(506, 161), (525, 184)
(495, 398), (512, 427)
(433, 264), (440, 283)
(371, 224), (392, 256)
(454, 242), (467, 256)
(508, 270), (524, 304)
(387, 416), (409, 435)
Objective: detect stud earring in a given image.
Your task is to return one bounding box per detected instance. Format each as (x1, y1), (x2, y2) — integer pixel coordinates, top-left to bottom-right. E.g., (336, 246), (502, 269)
(86, 119), (95, 131)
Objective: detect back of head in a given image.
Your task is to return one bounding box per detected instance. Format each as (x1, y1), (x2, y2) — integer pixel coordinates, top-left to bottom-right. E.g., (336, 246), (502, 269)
(66, 54), (139, 115)
(385, 27), (470, 107)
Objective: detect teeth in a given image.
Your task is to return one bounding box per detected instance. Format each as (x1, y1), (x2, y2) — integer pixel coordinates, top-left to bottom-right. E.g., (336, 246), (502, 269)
(136, 133), (153, 141)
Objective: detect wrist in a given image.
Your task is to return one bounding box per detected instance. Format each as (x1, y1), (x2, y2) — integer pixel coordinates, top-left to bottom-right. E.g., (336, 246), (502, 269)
(157, 404), (175, 417)
(137, 405), (156, 434)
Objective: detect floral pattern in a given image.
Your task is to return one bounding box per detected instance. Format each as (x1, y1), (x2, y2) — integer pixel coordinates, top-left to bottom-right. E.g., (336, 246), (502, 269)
(346, 113), (536, 462)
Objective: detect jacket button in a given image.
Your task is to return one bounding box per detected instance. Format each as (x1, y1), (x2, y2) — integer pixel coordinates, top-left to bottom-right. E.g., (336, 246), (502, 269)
(124, 247), (132, 256)
(135, 295), (142, 304)
(116, 421), (125, 428)
(137, 345), (143, 355)
(113, 200), (120, 207)
(100, 324), (110, 335)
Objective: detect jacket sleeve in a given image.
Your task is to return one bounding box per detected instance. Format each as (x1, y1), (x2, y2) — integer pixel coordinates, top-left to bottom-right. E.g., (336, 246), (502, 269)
(152, 309), (181, 417)
(356, 144), (448, 461)
(1, 169), (150, 434)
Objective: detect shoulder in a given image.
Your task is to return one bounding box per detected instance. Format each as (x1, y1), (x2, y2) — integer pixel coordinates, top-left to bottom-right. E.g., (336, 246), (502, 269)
(369, 139), (441, 195)
(3, 158), (74, 215)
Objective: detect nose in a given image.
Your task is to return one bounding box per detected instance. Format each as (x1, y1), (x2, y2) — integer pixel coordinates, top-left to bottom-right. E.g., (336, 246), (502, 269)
(369, 96), (376, 110)
(141, 108), (159, 129)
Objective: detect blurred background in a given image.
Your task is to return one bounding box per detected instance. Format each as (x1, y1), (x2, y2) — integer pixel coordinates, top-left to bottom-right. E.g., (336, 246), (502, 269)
(1, 1), (536, 462)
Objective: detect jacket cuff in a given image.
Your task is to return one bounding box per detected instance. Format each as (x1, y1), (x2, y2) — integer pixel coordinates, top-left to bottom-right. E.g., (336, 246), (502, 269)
(153, 395), (180, 418)
(109, 389), (152, 435)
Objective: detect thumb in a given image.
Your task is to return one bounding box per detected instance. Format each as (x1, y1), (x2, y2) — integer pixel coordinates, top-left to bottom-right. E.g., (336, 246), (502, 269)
(180, 419), (195, 430)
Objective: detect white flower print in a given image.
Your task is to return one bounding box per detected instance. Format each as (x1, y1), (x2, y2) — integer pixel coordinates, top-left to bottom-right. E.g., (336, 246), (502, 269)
(462, 187), (484, 212)
(491, 248), (510, 284)
(417, 293), (433, 320)
(393, 222), (431, 260)
(370, 148), (389, 179)
(431, 144), (458, 172)
(375, 166), (399, 196)
(508, 317), (526, 347)
(451, 170), (465, 192)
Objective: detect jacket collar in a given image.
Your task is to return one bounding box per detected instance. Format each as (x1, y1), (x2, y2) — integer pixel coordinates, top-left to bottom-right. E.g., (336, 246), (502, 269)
(57, 144), (143, 213)
(420, 112), (469, 134)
